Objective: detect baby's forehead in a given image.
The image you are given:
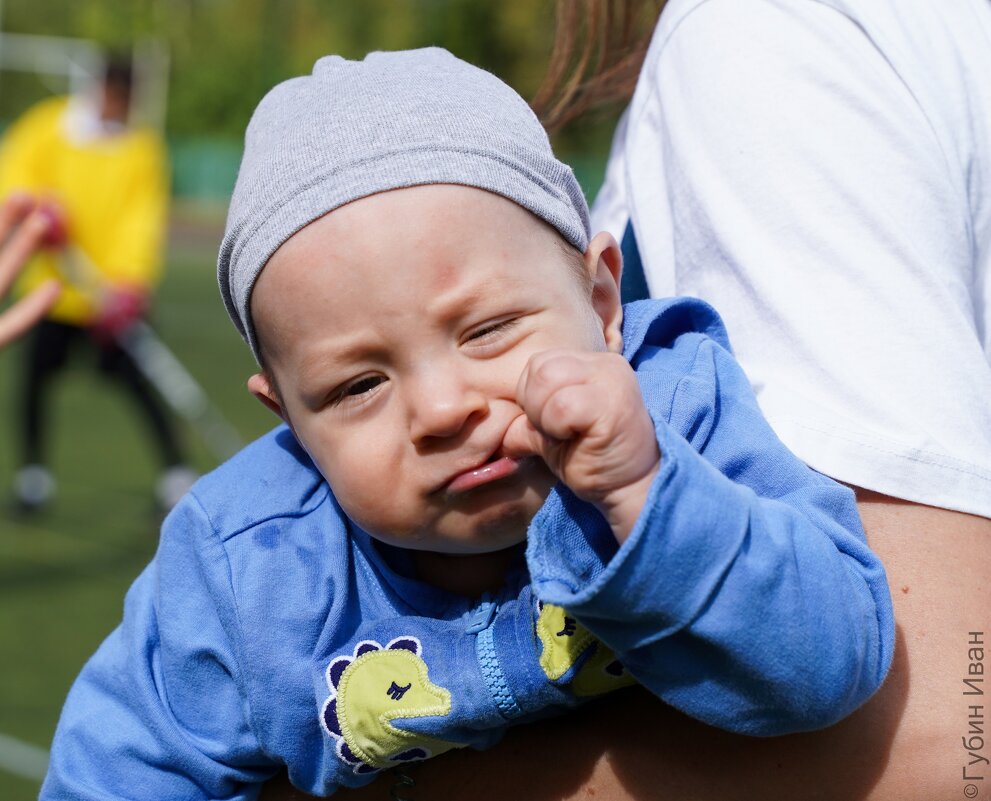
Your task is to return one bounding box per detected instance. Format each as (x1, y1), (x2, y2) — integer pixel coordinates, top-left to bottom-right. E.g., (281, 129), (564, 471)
(266, 183), (573, 273)
(253, 194), (586, 355)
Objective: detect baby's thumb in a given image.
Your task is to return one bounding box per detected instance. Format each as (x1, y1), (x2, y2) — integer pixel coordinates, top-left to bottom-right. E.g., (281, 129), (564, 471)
(502, 413), (545, 460)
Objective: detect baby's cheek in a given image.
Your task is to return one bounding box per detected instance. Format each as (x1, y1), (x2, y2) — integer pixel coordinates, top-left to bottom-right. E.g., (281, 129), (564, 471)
(333, 473), (410, 536)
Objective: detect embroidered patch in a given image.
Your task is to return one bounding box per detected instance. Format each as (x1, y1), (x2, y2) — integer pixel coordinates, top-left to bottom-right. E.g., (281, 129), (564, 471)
(536, 601), (636, 696)
(320, 637), (463, 773)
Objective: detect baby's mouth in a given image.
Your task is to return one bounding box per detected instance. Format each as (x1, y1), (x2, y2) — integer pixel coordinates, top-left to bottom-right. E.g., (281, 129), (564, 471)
(441, 452), (531, 497)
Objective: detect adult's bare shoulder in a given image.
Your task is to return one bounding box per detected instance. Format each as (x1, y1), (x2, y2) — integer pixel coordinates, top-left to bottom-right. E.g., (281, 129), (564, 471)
(263, 492), (990, 800)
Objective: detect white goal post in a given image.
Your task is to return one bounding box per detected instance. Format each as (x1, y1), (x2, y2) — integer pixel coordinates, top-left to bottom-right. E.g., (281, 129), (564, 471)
(0, 27), (169, 131)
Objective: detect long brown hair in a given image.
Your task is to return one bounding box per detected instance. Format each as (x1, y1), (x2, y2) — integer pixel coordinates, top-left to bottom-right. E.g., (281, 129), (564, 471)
(533, 0), (665, 132)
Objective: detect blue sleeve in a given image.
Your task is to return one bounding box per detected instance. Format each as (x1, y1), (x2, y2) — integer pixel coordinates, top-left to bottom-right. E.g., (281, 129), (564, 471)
(526, 323), (895, 736)
(40, 493), (278, 800)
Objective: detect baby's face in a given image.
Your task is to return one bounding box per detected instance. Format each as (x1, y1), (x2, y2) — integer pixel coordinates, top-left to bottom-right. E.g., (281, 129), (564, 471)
(250, 185), (620, 554)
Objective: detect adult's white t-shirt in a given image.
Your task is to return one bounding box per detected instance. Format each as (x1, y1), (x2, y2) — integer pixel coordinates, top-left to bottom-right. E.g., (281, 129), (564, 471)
(593, 0), (991, 518)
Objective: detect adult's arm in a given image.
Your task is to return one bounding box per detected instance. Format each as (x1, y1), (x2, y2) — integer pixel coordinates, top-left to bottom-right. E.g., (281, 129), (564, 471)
(266, 492), (989, 801)
(615, 0), (991, 516)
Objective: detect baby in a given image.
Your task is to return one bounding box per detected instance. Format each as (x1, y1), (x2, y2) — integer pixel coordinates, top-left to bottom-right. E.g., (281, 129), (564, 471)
(41, 49), (894, 799)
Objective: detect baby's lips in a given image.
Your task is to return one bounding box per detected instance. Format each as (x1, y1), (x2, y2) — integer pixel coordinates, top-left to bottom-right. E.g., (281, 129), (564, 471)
(500, 413), (541, 459)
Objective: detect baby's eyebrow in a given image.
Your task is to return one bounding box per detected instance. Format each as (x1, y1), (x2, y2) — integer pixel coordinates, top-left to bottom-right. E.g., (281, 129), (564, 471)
(424, 274), (507, 322)
(295, 338), (377, 392)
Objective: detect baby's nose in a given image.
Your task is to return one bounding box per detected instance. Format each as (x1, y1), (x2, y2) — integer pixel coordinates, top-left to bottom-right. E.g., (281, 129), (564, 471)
(408, 368), (487, 443)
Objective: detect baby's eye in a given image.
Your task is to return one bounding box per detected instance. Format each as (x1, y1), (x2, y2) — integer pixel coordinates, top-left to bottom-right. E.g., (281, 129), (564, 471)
(466, 318), (518, 342)
(333, 375), (385, 404)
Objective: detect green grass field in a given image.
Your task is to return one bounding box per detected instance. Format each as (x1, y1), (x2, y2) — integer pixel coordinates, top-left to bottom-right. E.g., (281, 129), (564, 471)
(0, 212), (275, 798)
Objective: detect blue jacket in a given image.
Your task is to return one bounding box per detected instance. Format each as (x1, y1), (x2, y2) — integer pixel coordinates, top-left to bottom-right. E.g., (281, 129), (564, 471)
(41, 299), (895, 799)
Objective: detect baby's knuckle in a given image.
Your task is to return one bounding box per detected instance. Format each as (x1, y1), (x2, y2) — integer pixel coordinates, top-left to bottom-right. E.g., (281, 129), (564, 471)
(531, 356), (572, 387)
(545, 390), (575, 420)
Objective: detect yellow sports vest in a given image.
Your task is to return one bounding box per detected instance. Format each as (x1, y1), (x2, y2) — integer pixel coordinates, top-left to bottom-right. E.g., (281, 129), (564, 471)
(0, 96), (168, 325)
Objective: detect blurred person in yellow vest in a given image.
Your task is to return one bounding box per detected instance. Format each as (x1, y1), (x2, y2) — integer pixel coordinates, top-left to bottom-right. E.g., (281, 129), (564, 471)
(0, 58), (196, 513)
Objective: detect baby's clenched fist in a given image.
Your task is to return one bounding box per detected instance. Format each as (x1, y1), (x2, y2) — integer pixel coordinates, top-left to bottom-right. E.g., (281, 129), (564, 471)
(502, 349), (660, 543)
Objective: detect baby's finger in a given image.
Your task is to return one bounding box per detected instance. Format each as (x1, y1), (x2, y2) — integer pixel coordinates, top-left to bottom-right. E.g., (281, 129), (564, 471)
(0, 211), (49, 296)
(533, 382), (603, 442)
(501, 412), (545, 459)
(0, 280), (60, 347)
(516, 351), (594, 429)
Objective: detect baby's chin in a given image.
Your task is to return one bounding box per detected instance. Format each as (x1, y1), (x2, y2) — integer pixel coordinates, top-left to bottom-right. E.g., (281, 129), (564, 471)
(356, 462), (556, 555)
(374, 509), (534, 556)
(410, 537), (528, 597)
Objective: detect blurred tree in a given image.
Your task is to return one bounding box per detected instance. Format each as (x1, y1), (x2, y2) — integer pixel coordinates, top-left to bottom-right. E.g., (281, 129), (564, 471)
(1, 0), (582, 135)
(1, 0), (620, 195)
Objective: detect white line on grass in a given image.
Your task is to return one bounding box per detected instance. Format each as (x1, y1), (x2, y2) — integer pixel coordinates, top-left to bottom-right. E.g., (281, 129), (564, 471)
(0, 731), (49, 782)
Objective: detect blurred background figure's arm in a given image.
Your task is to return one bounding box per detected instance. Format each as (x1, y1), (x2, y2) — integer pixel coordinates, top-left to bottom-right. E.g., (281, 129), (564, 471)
(0, 193), (60, 346)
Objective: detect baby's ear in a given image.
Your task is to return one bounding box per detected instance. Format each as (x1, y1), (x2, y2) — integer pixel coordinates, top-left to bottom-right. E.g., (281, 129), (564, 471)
(584, 231), (624, 353)
(247, 372), (285, 420)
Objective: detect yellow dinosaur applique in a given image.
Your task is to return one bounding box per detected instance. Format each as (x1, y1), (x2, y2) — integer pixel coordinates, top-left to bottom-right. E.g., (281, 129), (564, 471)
(320, 637), (463, 773)
(536, 602), (637, 696)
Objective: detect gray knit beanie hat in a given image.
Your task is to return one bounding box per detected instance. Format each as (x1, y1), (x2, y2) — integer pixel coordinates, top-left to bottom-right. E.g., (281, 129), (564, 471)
(218, 47), (591, 359)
